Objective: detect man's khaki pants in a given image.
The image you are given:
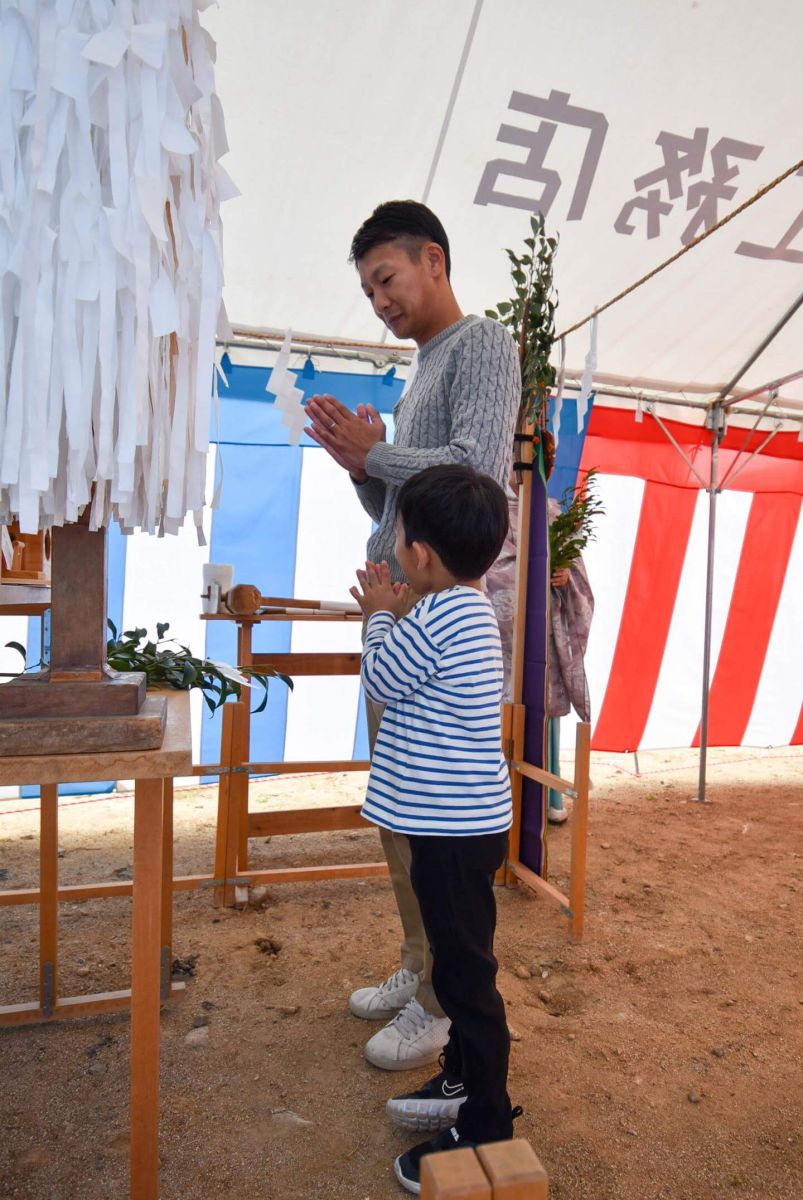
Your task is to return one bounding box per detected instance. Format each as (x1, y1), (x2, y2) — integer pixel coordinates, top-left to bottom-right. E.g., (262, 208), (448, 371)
(364, 605), (445, 1019)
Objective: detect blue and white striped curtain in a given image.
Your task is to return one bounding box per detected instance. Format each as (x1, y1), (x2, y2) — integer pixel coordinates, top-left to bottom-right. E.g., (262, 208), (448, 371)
(0, 371), (595, 798)
(0, 363), (402, 796)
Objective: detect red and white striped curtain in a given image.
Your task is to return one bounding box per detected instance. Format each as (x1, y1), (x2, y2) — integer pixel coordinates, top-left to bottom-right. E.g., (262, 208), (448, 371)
(579, 406), (803, 750)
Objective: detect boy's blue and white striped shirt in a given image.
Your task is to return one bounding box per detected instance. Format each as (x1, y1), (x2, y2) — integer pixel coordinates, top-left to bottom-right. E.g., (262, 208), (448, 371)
(361, 586), (512, 837)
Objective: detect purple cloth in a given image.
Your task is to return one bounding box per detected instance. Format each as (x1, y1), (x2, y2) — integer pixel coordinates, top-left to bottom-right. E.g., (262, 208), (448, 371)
(486, 485), (595, 874)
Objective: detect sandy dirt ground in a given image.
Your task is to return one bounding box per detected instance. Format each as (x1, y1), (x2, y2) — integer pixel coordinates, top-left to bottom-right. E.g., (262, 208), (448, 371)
(0, 744), (801, 1200)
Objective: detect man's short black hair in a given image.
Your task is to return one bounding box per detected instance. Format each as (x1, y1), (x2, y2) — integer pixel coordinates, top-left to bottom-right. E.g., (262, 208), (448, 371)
(350, 200), (452, 279)
(397, 465), (509, 580)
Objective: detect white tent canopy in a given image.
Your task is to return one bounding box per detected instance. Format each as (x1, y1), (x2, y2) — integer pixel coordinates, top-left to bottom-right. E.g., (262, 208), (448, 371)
(199, 1), (802, 789)
(1, 2), (800, 805)
(204, 0), (803, 405)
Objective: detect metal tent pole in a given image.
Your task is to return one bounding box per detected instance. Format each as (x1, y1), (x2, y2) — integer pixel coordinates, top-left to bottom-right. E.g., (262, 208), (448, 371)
(697, 402), (725, 802)
(696, 291), (803, 799)
(717, 288), (803, 404)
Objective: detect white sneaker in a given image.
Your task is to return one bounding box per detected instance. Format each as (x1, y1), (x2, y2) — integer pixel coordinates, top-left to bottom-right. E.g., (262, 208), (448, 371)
(349, 967), (421, 1020)
(363, 998), (450, 1071)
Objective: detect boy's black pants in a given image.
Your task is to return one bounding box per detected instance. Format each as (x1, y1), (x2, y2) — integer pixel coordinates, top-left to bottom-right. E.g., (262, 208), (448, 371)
(408, 829), (513, 1142)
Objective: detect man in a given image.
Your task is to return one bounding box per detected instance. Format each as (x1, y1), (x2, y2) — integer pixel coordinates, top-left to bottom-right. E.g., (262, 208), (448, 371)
(305, 200), (520, 1072)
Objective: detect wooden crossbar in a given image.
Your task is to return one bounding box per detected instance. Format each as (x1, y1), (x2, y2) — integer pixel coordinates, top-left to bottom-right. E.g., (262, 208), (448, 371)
(0, 983), (185, 1027)
(191, 759), (370, 776)
(0, 863), (388, 908)
(511, 759), (577, 799)
(203, 610), (361, 622)
(248, 803), (369, 837)
(505, 719), (591, 940)
(508, 859), (572, 917)
(235, 862), (388, 886)
(251, 651), (361, 675)
(243, 758), (369, 775)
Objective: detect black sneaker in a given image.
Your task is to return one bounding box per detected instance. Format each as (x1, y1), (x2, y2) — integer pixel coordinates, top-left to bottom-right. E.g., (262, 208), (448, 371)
(386, 1067), (467, 1131)
(393, 1125), (477, 1195)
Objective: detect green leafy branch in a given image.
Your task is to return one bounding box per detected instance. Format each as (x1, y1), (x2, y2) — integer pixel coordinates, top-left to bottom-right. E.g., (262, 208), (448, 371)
(548, 469), (605, 571)
(3, 623), (292, 715)
(105, 621), (291, 714)
(485, 212), (559, 427)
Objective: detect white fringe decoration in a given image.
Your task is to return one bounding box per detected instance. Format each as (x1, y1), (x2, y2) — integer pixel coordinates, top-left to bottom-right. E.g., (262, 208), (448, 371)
(265, 330), (307, 446)
(576, 314), (598, 434)
(0, 0), (234, 537)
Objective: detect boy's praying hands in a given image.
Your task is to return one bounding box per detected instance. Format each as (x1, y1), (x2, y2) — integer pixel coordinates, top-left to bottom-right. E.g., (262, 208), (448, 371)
(351, 560), (410, 619)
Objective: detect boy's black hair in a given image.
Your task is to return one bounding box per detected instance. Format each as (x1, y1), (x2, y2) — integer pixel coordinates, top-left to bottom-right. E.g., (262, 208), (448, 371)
(397, 465), (509, 580)
(349, 200), (452, 279)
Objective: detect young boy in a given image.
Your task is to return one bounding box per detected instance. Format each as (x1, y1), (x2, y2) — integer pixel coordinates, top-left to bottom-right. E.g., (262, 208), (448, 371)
(349, 464), (521, 1194)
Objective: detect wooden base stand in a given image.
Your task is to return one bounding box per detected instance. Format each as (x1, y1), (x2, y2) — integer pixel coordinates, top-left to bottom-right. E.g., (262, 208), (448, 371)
(0, 693), (166, 756)
(0, 667), (145, 717)
(0, 514), (160, 756)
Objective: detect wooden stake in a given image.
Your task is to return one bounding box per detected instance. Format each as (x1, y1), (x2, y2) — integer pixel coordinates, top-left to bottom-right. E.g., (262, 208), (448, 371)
(213, 704), (237, 907)
(505, 705), (526, 887)
(235, 622), (253, 872)
(510, 454), (533, 708)
(232, 702), (250, 874)
(39, 784), (58, 1016)
(506, 422), (536, 889)
(496, 704), (515, 885)
(130, 776), (165, 1200)
(569, 722), (591, 941)
(160, 778), (173, 1000)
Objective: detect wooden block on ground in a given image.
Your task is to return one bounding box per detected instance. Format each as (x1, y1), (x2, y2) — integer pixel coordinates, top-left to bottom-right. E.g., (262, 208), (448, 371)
(421, 1147), (492, 1200)
(476, 1140), (548, 1199)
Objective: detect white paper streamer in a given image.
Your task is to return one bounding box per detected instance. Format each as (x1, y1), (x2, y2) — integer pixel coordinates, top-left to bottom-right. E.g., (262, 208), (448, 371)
(551, 335), (566, 452)
(0, 1), (232, 536)
(576, 314), (598, 435)
(266, 330), (307, 447)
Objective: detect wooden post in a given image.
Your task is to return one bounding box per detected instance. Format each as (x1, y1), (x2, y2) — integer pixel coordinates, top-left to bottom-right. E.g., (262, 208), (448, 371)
(49, 517), (108, 680)
(213, 704), (239, 907)
(505, 704), (526, 887)
(160, 778), (174, 1001)
(496, 705), (514, 885)
(509, 460), (533, 710)
(421, 1147), (492, 1199)
(505, 432), (535, 888)
(130, 776), (165, 1200)
(476, 1139), (549, 1198)
(229, 701), (249, 883)
(569, 722), (591, 941)
(39, 784), (58, 1017)
(234, 621), (253, 871)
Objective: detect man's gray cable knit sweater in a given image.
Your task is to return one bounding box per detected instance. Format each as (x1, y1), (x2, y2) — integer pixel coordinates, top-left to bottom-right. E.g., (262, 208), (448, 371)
(354, 315), (521, 582)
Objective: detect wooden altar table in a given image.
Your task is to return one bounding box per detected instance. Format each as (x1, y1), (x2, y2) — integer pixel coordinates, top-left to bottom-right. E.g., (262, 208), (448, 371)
(0, 691), (192, 1199)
